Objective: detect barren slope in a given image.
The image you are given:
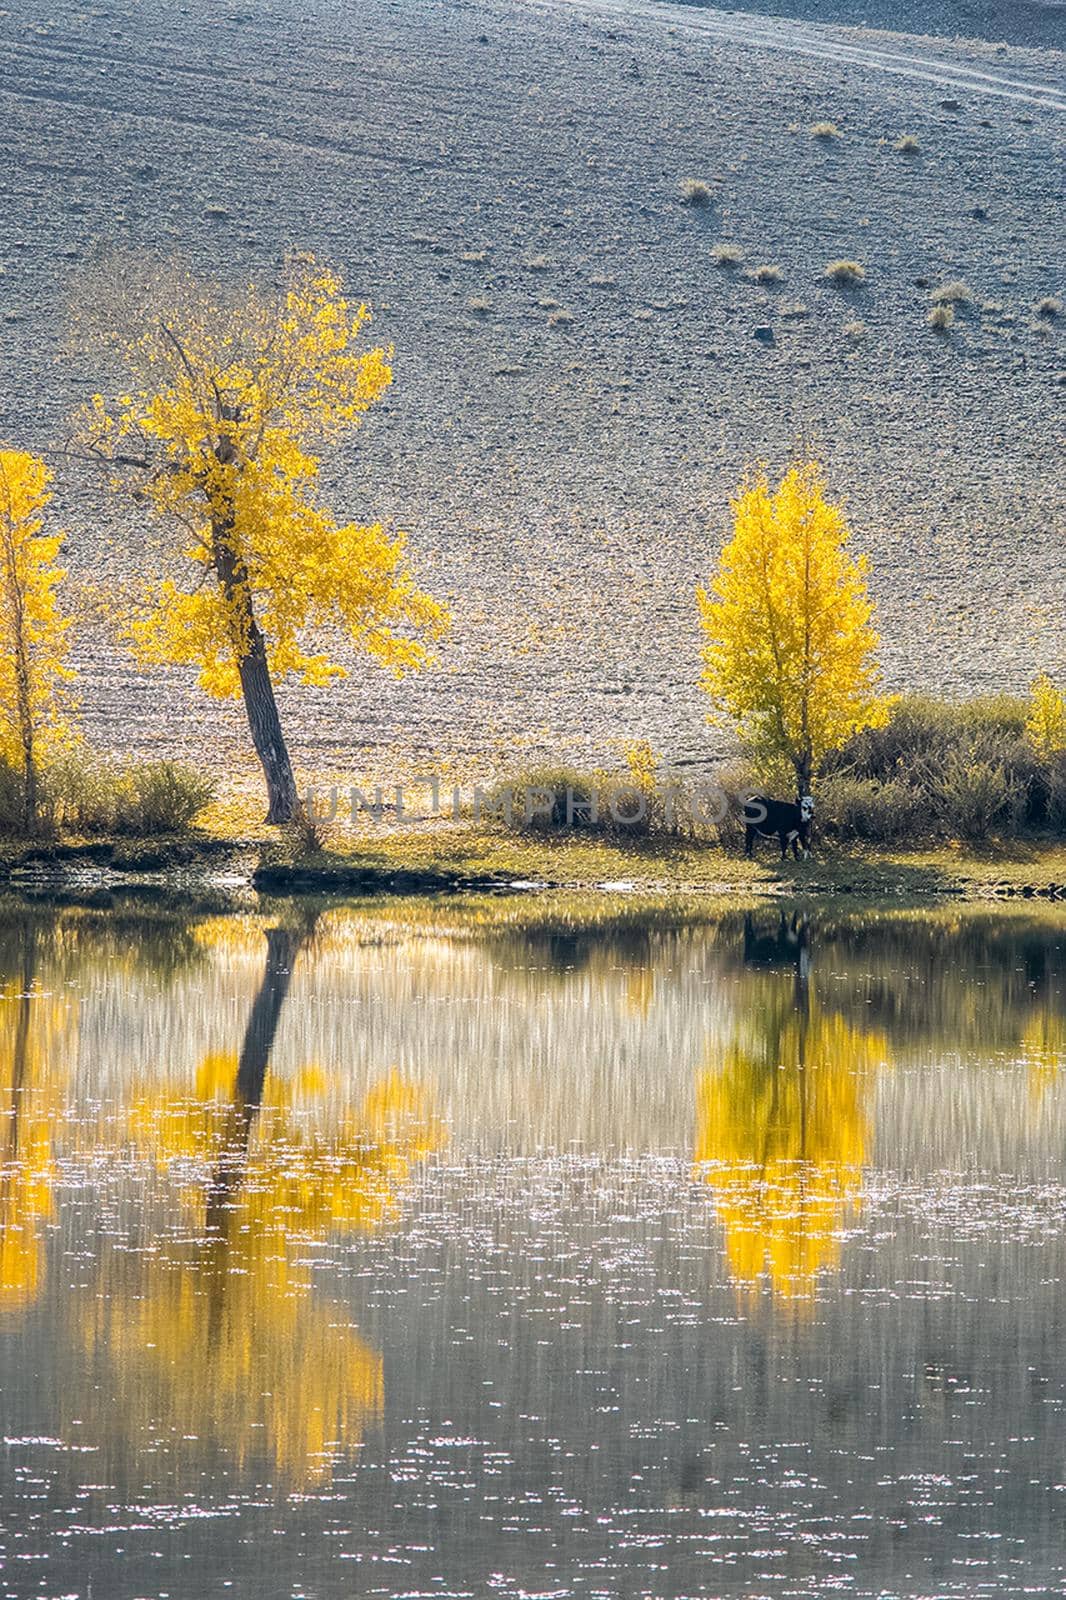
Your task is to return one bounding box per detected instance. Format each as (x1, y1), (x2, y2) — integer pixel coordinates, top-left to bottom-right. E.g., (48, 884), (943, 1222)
(672, 0), (1066, 51)
(0, 0), (1062, 785)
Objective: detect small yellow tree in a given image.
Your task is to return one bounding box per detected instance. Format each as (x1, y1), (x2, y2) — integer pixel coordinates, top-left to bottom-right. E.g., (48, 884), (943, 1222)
(0, 449), (74, 832)
(1026, 673), (1066, 759)
(74, 254), (447, 823)
(697, 461), (893, 796)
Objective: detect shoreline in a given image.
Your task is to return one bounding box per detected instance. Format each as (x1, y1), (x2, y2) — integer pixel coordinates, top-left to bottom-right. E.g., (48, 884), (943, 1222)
(2, 828), (1064, 904)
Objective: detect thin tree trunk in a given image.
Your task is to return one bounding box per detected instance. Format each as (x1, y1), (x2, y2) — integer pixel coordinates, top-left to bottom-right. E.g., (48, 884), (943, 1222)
(0, 492), (38, 836)
(234, 603), (298, 826)
(212, 518), (298, 826)
(20, 718), (35, 838)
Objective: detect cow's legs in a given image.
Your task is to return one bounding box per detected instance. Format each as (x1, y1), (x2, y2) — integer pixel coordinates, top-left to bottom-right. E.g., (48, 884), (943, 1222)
(744, 827), (757, 859)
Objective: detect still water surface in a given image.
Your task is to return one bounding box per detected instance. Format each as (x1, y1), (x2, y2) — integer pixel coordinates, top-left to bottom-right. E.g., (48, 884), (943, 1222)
(0, 893), (1063, 1599)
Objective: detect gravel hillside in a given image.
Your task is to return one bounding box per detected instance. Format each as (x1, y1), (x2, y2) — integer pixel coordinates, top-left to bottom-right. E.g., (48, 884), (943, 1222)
(0, 0), (1062, 786)
(675, 0), (1066, 51)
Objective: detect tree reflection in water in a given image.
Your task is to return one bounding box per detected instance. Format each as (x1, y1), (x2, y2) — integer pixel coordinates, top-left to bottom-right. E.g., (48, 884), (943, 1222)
(695, 911), (887, 1303)
(0, 923), (67, 1311)
(81, 913), (441, 1488)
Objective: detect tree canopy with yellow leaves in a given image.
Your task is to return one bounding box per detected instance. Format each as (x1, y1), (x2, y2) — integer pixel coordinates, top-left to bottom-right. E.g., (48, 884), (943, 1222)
(697, 461), (893, 796)
(75, 253), (448, 822)
(0, 449), (74, 832)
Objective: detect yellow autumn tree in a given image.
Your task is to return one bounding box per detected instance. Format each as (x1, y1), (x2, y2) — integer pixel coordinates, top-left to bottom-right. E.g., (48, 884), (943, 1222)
(1026, 673), (1066, 759)
(0, 449), (74, 832)
(73, 253), (448, 822)
(697, 461), (893, 796)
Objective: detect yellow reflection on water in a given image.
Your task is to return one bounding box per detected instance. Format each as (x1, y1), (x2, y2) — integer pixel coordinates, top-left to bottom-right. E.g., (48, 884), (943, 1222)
(83, 1052), (441, 1487)
(80, 1201), (385, 1487)
(82, 918), (442, 1488)
(1024, 1011), (1066, 1105)
(0, 959), (72, 1310)
(695, 955), (887, 1303)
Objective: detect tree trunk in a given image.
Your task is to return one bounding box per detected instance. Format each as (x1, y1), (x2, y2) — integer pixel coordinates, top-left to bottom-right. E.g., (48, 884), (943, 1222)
(235, 620), (298, 825)
(213, 518), (298, 825)
(0, 515), (37, 836)
(22, 748), (36, 838)
(794, 750), (813, 801)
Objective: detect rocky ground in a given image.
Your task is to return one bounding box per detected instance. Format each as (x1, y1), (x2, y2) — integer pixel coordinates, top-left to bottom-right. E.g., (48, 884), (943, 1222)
(683, 0), (1066, 51)
(0, 0), (1062, 793)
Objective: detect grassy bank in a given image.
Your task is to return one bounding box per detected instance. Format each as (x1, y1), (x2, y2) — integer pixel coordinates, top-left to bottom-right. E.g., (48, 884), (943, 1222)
(2, 820), (1065, 900)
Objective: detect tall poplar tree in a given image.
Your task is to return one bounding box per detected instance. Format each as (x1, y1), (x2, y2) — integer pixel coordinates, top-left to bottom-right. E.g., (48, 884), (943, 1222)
(76, 254), (447, 823)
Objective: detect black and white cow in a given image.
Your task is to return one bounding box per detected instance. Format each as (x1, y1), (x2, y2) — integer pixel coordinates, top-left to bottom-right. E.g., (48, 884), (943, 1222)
(742, 794), (814, 860)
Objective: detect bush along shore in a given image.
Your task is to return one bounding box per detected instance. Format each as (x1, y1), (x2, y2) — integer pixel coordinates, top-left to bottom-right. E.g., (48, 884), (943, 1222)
(1, 694), (1065, 900)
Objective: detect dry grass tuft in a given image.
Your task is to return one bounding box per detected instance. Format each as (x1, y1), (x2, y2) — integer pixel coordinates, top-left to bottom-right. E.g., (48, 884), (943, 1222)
(588, 273), (616, 287)
(931, 279), (972, 305)
(1036, 295), (1063, 318)
(459, 249), (488, 263)
(825, 259), (865, 285)
(524, 254), (551, 271)
(679, 178), (713, 206)
(844, 319), (867, 339)
(466, 295), (492, 315)
(748, 263), (783, 283)
(710, 242), (743, 266)
(928, 302), (955, 331)
(548, 308), (573, 327)
(896, 134), (921, 153)
(811, 121), (841, 140)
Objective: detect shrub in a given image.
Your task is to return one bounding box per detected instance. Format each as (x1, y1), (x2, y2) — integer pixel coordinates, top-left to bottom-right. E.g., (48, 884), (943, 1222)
(287, 804), (333, 857)
(620, 740), (678, 838)
(816, 773), (927, 841)
(466, 296), (491, 314)
(929, 753), (1025, 841)
(825, 259), (865, 285)
(25, 753), (216, 837)
(1026, 673), (1066, 758)
(844, 319), (867, 339)
(896, 134), (920, 153)
(829, 693), (1026, 779)
(548, 308), (573, 327)
(811, 122), (841, 139)
(126, 761), (216, 834)
(1046, 755), (1066, 831)
(711, 243), (743, 266)
(928, 303), (954, 331)
(749, 264), (783, 283)
(710, 760), (759, 851)
(490, 756), (685, 840)
(931, 279), (972, 304)
(42, 750), (124, 834)
(1036, 295), (1063, 319)
(680, 178), (712, 206)
(0, 760), (28, 836)
(824, 694), (1047, 840)
(490, 766), (604, 833)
